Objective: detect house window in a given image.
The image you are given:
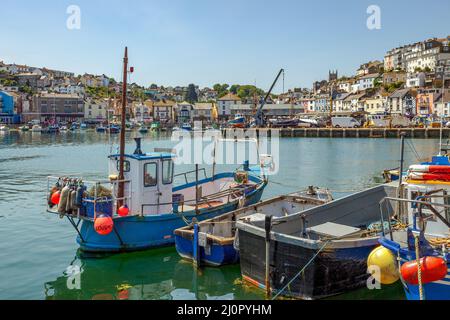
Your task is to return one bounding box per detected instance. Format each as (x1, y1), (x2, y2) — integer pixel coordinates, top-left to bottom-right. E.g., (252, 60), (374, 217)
(144, 163), (157, 187)
(162, 159), (174, 185)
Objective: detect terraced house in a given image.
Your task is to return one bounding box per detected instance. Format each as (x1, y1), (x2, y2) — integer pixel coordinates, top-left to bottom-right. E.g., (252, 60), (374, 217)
(32, 93), (84, 122)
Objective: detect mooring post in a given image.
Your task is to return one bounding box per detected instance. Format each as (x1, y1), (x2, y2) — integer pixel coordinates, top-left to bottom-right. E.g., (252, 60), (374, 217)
(195, 164), (199, 215)
(265, 215), (273, 299)
(193, 223), (200, 268)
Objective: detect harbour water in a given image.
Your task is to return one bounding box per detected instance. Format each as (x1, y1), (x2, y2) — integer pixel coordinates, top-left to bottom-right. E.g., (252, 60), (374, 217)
(0, 131), (440, 300)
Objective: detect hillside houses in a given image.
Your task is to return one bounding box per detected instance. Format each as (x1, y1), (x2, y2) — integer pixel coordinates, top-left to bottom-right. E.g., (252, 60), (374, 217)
(0, 35), (449, 125)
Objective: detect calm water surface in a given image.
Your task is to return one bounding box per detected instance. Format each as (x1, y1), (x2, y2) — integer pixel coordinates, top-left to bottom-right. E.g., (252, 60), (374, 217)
(0, 131), (438, 300)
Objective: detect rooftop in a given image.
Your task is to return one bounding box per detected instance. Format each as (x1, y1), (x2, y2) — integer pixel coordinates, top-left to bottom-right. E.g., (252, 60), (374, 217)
(37, 93), (81, 99)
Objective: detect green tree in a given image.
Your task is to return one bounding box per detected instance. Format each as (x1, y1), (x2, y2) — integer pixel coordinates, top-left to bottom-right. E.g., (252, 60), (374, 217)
(229, 84), (241, 94)
(236, 85), (264, 100)
(185, 83), (198, 103)
(19, 85), (33, 94)
(213, 83), (229, 97)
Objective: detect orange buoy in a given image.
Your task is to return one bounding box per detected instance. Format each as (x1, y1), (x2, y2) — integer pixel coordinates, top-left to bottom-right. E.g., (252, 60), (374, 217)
(50, 191), (61, 205)
(400, 256), (447, 285)
(118, 205), (129, 217)
(94, 214), (114, 235)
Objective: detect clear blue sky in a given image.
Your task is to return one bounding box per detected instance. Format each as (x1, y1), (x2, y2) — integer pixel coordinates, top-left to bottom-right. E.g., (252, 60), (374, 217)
(1, 0), (449, 92)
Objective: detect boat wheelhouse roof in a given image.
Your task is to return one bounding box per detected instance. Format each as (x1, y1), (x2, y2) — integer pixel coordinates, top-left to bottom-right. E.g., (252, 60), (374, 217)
(108, 152), (175, 161)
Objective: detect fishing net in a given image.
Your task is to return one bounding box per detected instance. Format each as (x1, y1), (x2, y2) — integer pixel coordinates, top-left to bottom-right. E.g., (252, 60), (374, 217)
(87, 184), (112, 198)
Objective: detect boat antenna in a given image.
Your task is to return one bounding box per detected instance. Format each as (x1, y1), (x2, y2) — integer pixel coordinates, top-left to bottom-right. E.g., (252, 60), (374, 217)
(118, 46), (128, 209)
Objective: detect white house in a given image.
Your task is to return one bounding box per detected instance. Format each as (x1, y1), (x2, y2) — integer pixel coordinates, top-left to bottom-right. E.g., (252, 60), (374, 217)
(406, 72), (426, 88)
(84, 99), (108, 122)
(387, 88), (416, 115)
(356, 73), (379, 91)
(333, 93), (351, 112)
(174, 101), (194, 123)
(192, 103), (214, 121)
(405, 39), (450, 73)
(337, 80), (353, 93)
(433, 92), (450, 117)
(217, 93), (241, 119)
(6, 64), (30, 74)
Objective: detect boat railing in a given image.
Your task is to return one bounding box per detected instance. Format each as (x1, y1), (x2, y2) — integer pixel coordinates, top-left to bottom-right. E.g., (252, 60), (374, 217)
(379, 196), (450, 240)
(46, 176), (132, 219)
(174, 168), (208, 184)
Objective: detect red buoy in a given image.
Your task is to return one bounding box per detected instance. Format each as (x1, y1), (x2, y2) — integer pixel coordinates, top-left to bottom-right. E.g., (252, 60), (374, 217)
(118, 205), (129, 217)
(117, 289), (129, 300)
(400, 256), (447, 285)
(94, 215), (114, 236)
(50, 191), (61, 205)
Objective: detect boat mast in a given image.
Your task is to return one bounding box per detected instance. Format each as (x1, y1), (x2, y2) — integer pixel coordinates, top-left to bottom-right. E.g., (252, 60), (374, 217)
(118, 47), (128, 208)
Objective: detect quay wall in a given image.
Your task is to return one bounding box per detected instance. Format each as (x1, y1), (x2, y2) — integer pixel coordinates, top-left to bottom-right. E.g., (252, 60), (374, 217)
(221, 128), (450, 139)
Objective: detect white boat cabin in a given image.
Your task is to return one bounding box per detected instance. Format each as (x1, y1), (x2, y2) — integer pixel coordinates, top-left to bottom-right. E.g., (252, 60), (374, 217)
(109, 148), (175, 215)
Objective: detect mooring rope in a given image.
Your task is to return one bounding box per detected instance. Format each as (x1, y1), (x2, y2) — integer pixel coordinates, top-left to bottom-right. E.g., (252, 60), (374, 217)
(271, 240), (330, 300)
(270, 179), (359, 194)
(415, 234), (424, 300)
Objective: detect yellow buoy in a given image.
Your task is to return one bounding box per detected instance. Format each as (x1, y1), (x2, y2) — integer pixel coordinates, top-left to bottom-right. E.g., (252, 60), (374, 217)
(367, 246), (399, 285)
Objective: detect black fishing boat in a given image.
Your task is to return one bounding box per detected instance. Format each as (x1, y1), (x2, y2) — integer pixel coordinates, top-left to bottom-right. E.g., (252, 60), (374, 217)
(236, 183), (398, 299)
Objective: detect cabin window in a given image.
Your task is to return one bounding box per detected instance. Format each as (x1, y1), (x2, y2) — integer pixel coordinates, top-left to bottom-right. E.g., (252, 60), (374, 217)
(144, 163), (157, 187)
(116, 160), (130, 172)
(162, 160), (174, 185)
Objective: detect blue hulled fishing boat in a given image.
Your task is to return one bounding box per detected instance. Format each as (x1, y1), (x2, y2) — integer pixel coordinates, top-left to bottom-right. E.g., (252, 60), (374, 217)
(45, 48), (268, 253)
(174, 187), (333, 267)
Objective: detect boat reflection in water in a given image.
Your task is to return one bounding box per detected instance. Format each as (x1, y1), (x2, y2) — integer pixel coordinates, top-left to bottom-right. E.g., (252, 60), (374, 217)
(44, 248), (263, 300)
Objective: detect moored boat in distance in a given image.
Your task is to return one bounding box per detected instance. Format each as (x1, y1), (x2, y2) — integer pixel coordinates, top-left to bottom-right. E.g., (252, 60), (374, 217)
(31, 124), (42, 132)
(150, 122), (160, 131)
(42, 124), (60, 134)
(181, 123), (192, 131)
(174, 187), (333, 267)
(139, 126), (149, 134)
(96, 124), (107, 133)
(108, 124), (120, 134)
(228, 114), (246, 128)
(268, 117), (300, 128)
